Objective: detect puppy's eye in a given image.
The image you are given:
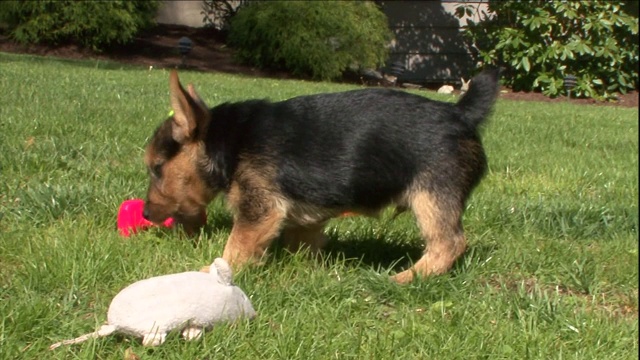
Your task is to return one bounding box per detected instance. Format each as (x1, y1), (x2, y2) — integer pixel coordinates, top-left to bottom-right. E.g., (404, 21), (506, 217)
(151, 163), (163, 178)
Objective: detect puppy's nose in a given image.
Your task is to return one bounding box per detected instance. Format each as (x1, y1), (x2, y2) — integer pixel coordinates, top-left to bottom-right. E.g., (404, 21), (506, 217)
(142, 205), (150, 221)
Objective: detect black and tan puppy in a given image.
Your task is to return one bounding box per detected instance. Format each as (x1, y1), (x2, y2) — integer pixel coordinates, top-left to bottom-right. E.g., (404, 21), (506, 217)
(143, 69), (500, 283)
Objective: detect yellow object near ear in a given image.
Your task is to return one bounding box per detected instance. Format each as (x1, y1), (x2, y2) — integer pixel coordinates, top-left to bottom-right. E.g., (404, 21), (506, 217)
(168, 110), (175, 117)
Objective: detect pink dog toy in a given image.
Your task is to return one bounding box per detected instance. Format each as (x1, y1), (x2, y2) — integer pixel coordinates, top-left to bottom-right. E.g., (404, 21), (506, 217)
(117, 199), (175, 237)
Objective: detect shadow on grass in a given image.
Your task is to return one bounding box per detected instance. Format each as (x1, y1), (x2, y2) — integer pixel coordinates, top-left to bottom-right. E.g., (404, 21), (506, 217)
(324, 238), (498, 275)
(323, 235), (423, 272)
(267, 230), (498, 277)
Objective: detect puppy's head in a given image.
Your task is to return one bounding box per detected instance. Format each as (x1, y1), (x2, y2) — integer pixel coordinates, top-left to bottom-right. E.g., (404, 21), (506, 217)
(143, 71), (216, 234)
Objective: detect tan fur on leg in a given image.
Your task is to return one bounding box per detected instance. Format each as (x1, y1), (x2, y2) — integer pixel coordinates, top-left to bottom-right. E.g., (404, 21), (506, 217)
(222, 209), (285, 269)
(281, 222), (328, 254)
(391, 191), (466, 284)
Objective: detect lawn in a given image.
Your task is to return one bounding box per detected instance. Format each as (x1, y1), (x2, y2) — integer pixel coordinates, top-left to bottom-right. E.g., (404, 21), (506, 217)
(0, 52), (637, 359)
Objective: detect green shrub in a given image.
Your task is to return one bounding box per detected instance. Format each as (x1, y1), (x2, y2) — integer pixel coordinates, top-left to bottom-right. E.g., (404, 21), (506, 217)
(228, 1), (393, 81)
(457, 1), (638, 98)
(201, 0), (247, 31)
(0, 0), (160, 51)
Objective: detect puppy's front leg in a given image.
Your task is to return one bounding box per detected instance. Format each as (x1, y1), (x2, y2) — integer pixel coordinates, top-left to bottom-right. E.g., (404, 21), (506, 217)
(222, 215), (283, 268)
(222, 189), (285, 268)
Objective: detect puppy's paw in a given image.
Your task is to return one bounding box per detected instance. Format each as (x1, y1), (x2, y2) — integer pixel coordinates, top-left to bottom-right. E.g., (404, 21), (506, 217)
(390, 269), (415, 284)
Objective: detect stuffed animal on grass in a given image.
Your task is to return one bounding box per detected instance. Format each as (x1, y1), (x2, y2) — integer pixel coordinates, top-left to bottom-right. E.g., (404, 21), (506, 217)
(49, 258), (256, 349)
(437, 84), (455, 94)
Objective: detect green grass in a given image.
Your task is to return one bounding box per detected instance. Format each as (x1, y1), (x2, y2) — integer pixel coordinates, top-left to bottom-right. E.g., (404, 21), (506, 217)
(0, 52), (637, 359)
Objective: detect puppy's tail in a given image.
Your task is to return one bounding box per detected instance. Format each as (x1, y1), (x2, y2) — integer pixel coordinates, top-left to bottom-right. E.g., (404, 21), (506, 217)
(455, 68), (501, 129)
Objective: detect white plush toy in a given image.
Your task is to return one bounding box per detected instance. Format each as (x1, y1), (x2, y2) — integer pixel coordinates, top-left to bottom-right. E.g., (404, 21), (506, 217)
(460, 77), (471, 93)
(437, 84), (455, 94)
(49, 258), (256, 349)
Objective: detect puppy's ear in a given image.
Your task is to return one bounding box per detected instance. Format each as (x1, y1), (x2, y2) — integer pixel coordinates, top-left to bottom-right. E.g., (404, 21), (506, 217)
(187, 83), (208, 109)
(168, 71), (208, 144)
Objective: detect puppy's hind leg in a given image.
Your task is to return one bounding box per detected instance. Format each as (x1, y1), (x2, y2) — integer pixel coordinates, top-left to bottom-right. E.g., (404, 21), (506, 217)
(391, 191), (467, 284)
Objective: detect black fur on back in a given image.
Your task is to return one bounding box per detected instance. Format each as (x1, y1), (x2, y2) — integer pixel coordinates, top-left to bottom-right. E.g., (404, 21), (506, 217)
(198, 69), (501, 210)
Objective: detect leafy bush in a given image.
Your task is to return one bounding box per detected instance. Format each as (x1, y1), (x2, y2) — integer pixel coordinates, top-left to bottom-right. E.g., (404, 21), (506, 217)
(0, 0), (160, 51)
(457, 1), (638, 98)
(201, 0), (248, 31)
(228, 1), (393, 81)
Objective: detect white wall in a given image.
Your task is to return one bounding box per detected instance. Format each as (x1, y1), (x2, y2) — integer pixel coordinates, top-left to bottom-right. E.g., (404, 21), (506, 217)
(156, 1), (204, 28)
